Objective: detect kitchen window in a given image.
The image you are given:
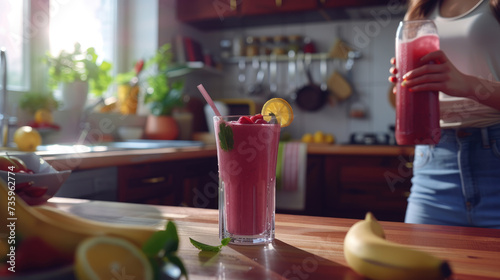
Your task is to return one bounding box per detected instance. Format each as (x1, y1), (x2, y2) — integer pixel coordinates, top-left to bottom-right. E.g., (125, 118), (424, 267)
(0, 0), (117, 95)
(0, 0), (28, 91)
(49, 0), (115, 64)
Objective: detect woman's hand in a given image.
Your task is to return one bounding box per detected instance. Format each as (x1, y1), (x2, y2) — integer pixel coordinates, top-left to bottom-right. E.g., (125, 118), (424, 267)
(388, 57), (398, 94)
(399, 50), (474, 98)
(389, 51), (500, 110)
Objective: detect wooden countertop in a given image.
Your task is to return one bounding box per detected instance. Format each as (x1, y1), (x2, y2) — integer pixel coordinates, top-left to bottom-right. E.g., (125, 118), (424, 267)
(307, 143), (414, 156)
(50, 198), (500, 280)
(38, 144), (414, 171)
(40, 146), (218, 171)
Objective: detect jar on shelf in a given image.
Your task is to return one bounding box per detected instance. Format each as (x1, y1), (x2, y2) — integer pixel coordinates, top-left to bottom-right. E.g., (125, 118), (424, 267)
(259, 36), (272, 56)
(245, 36), (260, 57)
(219, 39), (232, 59)
(287, 35), (303, 54)
(272, 35), (288, 55)
(303, 37), (317, 54)
(232, 36), (244, 57)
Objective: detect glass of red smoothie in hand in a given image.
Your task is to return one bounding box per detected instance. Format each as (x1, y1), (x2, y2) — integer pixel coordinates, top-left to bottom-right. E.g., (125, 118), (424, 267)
(214, 114), (280, 245)
(395, 20), (441, 145)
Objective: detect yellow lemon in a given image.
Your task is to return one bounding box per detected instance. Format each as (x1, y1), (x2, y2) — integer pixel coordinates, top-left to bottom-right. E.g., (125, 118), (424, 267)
(325, 133), (336, 144)
(34, 108), (53, 124)
(13, 126), (42, 152)
(313, 131), (325, 143)
(75, 236), (153, 280)
(301, 133), (313, 143)
(261, 98), (294, 127)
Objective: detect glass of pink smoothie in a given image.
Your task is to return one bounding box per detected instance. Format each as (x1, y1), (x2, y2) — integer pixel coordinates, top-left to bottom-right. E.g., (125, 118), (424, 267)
(214, 115), (280, 245)
(395, 20), (440, 145)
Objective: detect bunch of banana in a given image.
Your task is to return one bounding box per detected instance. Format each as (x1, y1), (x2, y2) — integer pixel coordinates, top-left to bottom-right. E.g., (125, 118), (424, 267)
(344, 212), (452, 280)
(0, 180), (156, 259)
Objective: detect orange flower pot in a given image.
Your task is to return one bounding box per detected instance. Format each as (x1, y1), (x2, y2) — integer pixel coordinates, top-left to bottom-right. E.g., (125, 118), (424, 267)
(144, 115), (179, 140)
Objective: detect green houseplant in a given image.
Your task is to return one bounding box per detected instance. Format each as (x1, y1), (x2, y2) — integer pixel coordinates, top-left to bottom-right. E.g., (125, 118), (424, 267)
(143, 44), (184, 116)
(142, 44), (185, 140)
(45, 43), (113, 110)
(19, 92), (59, 115)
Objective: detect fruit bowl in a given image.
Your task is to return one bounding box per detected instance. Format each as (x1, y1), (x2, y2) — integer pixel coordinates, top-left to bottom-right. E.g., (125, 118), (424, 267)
(0, 153), (71, 205)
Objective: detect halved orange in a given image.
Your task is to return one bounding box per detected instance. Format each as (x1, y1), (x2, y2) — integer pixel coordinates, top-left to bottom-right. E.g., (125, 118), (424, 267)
(75, 236), (153, 280)
(261, 98), (294, 127)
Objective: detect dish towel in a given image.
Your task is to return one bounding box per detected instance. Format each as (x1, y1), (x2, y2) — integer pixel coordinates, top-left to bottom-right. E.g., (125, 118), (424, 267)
(276, 142), (307, 211)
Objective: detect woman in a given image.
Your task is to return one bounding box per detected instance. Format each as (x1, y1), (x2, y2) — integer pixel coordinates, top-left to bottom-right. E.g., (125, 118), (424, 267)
(389, 0), (500, 228)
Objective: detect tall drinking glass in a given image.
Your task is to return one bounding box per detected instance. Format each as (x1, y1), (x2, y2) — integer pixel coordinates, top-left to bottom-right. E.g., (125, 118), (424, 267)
(395, 20), (441, 145)
(214, 115), (280, 245)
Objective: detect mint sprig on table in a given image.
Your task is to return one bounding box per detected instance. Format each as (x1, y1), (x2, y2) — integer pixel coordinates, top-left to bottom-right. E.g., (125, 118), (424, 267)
(142, 221), (188, 280)
(218, 122), (234, 151)
(189, 237), (231, 252)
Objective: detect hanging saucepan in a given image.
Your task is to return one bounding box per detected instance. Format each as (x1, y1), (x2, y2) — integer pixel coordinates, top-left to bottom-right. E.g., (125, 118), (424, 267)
(295, 55), (327, 111)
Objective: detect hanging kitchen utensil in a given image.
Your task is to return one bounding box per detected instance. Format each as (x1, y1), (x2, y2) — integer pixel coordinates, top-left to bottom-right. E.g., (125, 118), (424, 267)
(286, 50), (297, 102)
(344, 51), (368, 118)
(327, 71), (352, 102)
(269, 54), (278, 98)
(248, 58), (267, 96)
(238, 59), (246, 95)
(295, 54), (328, 112)
(328, 39), (353, 60)
(319, 55), (334, 107)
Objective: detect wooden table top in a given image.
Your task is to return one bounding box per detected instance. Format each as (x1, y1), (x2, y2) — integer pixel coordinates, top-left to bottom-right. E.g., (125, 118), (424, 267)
(50, 198), (500, 280)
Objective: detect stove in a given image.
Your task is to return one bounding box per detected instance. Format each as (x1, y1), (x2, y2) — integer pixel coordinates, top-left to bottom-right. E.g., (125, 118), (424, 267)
(348, 132), (394, 145)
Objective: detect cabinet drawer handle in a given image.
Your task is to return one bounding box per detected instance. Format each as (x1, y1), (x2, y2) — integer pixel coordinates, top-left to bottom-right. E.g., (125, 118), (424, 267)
(141, 176), (166, 184)
(230, 0), (237, 10)
(405, 162), (413, 169)
(276, 0), (282, 7)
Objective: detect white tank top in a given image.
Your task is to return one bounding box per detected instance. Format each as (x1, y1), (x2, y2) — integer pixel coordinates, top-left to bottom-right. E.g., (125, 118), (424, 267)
(429, 0), (500, 128)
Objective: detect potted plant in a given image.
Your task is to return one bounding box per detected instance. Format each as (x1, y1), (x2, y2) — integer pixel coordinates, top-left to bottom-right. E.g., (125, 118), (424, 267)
(18, 92), (60, 128)
(19, 92), (59, 115)
(45, 43), (113, 111)
(142, 44), (185, 140)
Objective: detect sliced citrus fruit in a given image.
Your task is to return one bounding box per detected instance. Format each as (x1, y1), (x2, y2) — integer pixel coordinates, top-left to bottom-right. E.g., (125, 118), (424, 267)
(75, 236), (153, 280)
(261, 98), (294, 127)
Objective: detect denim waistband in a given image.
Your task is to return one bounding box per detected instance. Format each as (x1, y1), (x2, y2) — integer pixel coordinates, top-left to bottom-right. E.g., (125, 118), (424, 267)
(442, 123), (500, 148)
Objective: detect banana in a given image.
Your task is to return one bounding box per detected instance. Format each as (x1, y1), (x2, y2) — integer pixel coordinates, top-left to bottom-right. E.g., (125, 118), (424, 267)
(343, 212), (452, 280)
(0, 179), (156, 259)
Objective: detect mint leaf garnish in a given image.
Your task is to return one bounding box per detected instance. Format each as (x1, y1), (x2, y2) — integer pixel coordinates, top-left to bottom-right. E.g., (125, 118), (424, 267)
(218, 122), (234, 151)
(189, 237), (231, 252)
(142, 221), (187, 279)
(142, 221), (179, 257)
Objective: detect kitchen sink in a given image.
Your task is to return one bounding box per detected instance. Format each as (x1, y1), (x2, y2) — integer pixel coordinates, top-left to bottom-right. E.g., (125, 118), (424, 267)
(36, 139), (205, 155)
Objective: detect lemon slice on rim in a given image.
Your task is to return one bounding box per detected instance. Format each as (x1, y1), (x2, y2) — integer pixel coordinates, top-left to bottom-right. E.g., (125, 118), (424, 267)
(261, 98), (294, 127)
(75, 236), (153, 280)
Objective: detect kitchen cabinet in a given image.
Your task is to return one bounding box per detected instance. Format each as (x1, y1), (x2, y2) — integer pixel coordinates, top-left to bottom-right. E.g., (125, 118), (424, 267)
(319, 0), (394, 9)
(56, 167), (118, 201)
(176, 0), (404, 30)
(241, 0), (317, 16)
(323, 153), (412, 222)
(117, 161), (183, 205)
(176, 0), (239, 22)
(117, 157), (218, 207)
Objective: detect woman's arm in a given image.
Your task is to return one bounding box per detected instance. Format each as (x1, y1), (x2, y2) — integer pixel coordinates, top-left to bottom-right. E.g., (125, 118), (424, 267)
(401, 50), (500, 111)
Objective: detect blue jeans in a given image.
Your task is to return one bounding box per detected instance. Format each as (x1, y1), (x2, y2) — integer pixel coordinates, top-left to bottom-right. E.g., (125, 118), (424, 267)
(405, 123), (500, 229)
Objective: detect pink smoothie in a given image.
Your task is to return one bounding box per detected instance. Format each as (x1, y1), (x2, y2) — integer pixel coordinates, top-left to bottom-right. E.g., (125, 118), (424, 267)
(396, 34), (440, 145)
(215, 118), (280, 236)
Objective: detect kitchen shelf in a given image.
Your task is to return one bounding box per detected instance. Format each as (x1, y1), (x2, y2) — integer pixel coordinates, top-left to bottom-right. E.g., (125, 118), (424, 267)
(166, 62), (222, 78)
(222, 51), (361, 64)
